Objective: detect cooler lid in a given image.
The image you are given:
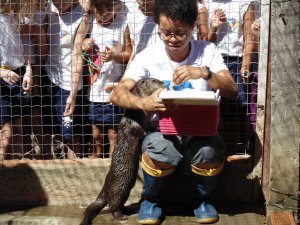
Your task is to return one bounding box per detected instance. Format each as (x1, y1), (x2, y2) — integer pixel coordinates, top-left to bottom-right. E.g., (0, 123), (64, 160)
(159, 89), (220, 105)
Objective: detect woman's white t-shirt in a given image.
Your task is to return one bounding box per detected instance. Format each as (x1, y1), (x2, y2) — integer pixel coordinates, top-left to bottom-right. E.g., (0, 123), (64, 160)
(125, 40), (227, 89)
(124, 39), (227, 126)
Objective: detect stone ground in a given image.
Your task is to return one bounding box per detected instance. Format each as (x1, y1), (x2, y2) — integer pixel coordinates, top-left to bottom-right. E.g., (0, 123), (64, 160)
(0, 202), (266, 225)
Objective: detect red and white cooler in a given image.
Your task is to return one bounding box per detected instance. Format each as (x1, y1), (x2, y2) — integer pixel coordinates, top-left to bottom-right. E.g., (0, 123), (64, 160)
(159, 90), (221, 136)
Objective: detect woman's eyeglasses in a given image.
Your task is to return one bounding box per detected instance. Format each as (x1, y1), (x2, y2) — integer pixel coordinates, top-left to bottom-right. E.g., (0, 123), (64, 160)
(157, 29), (190, 41)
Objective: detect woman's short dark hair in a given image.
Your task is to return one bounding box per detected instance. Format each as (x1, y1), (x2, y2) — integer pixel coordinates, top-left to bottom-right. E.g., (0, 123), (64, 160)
(153, 0), (198, 28)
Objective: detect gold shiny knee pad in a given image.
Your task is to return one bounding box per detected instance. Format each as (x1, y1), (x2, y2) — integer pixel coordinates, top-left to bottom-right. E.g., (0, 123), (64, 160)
(191, 163), (224, 177)
(141, 154), (175, 177)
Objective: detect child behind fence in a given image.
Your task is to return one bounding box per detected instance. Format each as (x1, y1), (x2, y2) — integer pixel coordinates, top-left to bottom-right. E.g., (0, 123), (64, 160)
(20, 0), (48, 158)
(82, 0), (132, 158)
(205, 0), (256, 154)
(125, 0), (159, 63)
(44, 0), (90, 159)
(0, 0), (35, 161)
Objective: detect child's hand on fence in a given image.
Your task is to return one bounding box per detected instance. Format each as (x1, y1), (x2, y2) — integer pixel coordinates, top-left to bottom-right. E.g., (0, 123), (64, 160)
(251, 19), (260, 36)
(22, 65), (32, 94)
(104, 82), (118, 92)
(64, 95), (76, 116)
(82, 38), (93, 52)
(0, 69), (20, 85)
(100, 46), (114, 62)
(210, 8), (227, 30)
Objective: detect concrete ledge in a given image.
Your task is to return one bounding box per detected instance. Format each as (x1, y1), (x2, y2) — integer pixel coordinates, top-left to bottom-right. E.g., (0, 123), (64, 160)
(0, 158), (262, 207)
(0, 159), (143, 207)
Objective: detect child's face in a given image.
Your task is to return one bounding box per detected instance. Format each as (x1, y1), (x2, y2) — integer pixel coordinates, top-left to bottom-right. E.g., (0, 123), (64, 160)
(35, 0), (47, 12)
(95, 2), (121, 26)
(52, 0), (75, 13)
(136, 0), (154, 15)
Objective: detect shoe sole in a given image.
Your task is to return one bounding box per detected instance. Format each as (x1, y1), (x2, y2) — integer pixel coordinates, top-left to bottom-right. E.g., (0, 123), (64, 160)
(137, 219), (161, 225)
(196, 217), (219, 224)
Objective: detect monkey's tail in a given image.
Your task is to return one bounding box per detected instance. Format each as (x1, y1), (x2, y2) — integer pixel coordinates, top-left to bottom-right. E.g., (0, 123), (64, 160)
(80, 192), (107, 225)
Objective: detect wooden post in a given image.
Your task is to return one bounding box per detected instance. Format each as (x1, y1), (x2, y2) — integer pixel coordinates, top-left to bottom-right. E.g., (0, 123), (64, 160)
(260, 0), (300, 222)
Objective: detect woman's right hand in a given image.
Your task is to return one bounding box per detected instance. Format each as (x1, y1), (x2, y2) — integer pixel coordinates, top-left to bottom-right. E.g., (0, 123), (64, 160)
(0, 69), (20, 85)
(140, 88), (176, 112)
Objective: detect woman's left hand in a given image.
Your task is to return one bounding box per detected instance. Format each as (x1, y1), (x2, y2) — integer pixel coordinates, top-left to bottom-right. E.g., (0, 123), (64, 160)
(172, 65), (208, 85)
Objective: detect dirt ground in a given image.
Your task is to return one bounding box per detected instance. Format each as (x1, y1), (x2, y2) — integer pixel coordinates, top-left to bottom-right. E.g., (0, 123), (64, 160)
(0, 202), (266, 225)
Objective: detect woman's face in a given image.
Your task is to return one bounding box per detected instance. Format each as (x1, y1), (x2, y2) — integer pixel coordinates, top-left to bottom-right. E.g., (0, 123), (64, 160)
(158, 14), (194, 60)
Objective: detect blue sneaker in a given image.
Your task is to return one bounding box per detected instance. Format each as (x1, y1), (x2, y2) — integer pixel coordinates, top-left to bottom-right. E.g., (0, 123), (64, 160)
(194, 202), (219, 224)
(137, 199), (162, 225)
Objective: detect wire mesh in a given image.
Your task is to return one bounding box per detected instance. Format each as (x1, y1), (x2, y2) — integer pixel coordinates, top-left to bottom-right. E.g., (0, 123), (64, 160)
(0, 0), (261, 161)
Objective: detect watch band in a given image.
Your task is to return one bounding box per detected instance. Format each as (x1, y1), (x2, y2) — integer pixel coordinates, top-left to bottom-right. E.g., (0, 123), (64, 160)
(204, 66), (212, 81)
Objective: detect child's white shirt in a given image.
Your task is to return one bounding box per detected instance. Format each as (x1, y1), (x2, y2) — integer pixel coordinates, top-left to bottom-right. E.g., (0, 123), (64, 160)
(0, 14), (24, 69)
(206, 0), (252, 57)
(22, 10), (47, 65)
(45, 2), (84, 91)
(125, 1), (160, 55)
(88, 13), (128, 103)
